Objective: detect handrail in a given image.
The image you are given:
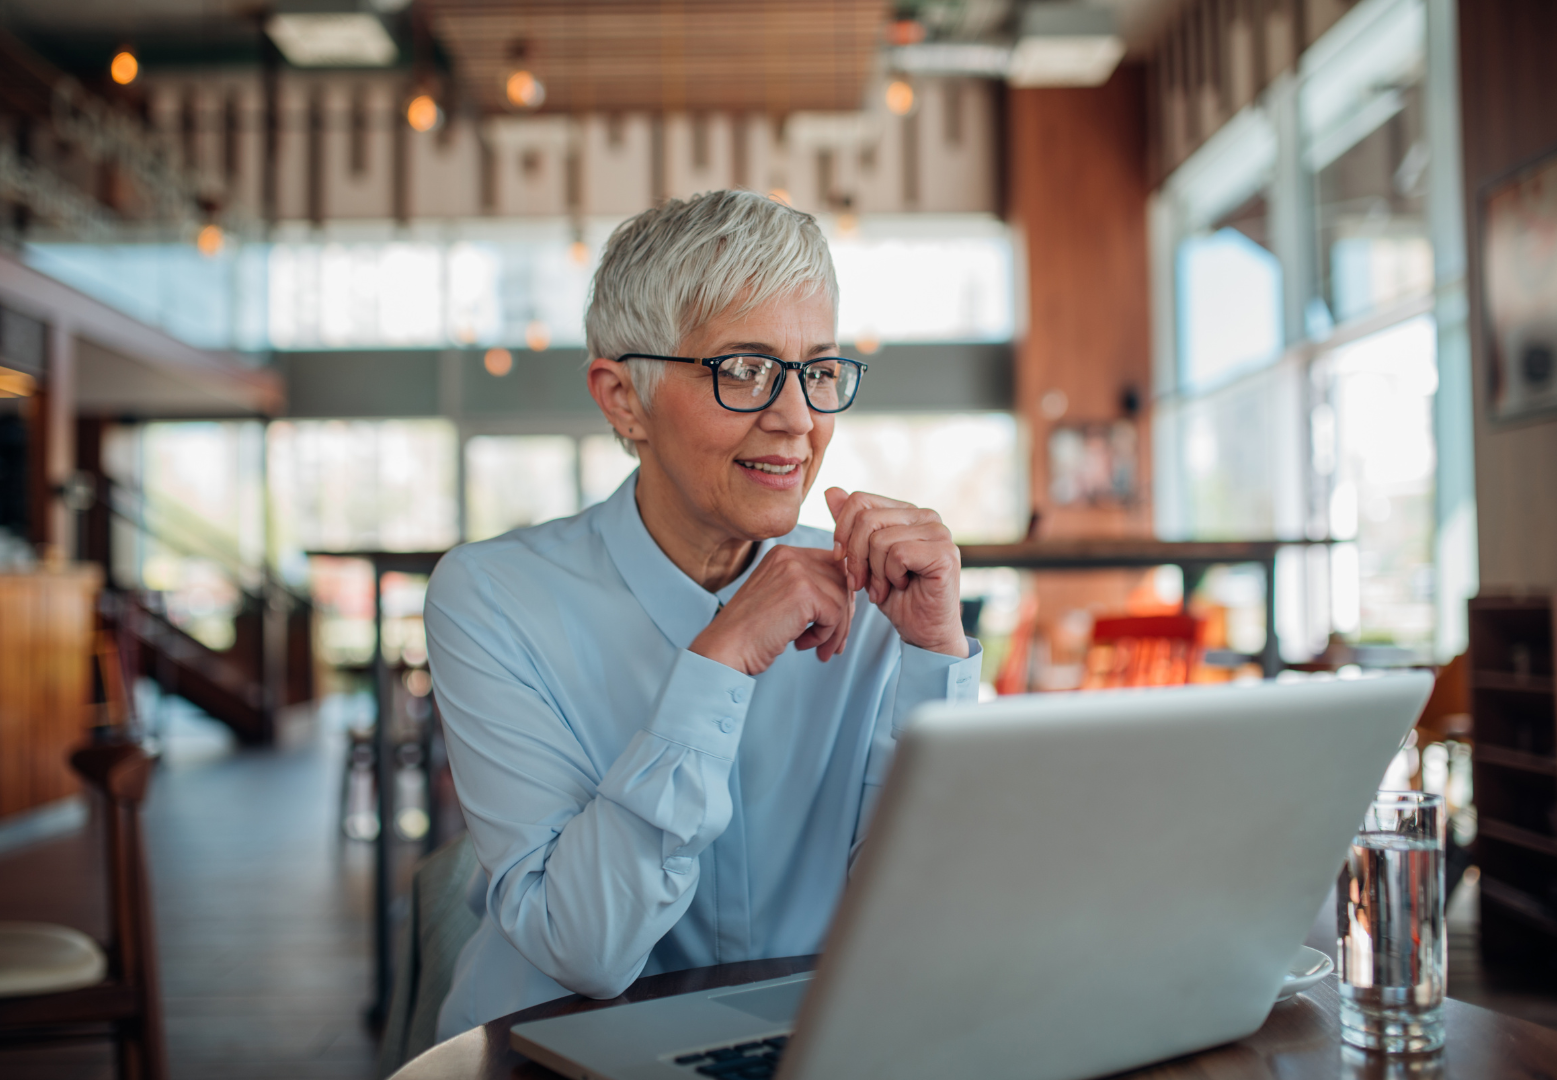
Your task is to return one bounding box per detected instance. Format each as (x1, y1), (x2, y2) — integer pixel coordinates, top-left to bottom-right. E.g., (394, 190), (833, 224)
(101, 479), (310, 605)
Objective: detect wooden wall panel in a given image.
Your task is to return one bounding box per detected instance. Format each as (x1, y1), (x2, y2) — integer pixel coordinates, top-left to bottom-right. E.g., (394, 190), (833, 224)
(0, 568), (100, 819)
(1459, 0), (1557, 592)
(1007, 66), (1154, 540)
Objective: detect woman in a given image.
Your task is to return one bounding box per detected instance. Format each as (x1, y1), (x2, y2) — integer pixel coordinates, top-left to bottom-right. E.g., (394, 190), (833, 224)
(426, 190), (981, 1040)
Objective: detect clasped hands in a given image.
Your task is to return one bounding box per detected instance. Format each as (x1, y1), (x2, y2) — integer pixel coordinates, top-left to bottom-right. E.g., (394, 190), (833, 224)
(690, 488), (968, 676)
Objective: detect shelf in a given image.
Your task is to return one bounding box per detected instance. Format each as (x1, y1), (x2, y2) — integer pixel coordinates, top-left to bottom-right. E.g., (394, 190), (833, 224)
(1475, 745), (1557, 776)
(1479, 877), (1557, 938)
(1472, 670), (1556, 694)
(1470, 595), (1556, 612)
(1479, 818), (1557, 858)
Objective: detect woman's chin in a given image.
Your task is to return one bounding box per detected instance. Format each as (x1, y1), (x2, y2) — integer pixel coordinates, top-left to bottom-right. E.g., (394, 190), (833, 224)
(729, 499), (803, 542)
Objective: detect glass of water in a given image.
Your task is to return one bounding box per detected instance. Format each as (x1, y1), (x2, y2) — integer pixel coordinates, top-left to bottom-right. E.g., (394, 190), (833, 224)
(1337, 790), (1447, 1053)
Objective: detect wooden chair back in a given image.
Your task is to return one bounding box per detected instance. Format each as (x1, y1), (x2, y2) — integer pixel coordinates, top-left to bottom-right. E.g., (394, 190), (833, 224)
(0, 744), (166, 1079)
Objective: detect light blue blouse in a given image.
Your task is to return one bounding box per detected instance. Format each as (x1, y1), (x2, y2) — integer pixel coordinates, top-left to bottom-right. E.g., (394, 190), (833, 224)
(426, 474), (982, 1039)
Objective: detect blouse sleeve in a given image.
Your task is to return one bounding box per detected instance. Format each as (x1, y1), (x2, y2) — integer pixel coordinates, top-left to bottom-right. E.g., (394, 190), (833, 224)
(425, 553), (755, 1000)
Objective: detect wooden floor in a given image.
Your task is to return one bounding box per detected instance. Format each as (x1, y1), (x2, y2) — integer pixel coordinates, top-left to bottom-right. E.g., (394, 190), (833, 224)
(2, 696), (1555, 1079)
(0, 699), (379, 1080)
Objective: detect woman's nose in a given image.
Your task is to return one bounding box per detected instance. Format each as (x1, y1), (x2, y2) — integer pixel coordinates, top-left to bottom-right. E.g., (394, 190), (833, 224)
(760, 369), (814, 432)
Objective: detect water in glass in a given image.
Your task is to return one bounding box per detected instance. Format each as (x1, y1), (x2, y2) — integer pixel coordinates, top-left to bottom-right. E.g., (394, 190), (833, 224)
(1337, 808), (1446, 1053)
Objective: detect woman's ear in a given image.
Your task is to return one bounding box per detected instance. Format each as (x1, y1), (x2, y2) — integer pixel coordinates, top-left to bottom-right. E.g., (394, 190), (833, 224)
(586, 357), (648, 445)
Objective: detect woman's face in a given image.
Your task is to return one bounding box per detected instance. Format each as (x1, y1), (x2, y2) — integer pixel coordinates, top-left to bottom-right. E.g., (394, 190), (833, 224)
(634, 288), (838, 545)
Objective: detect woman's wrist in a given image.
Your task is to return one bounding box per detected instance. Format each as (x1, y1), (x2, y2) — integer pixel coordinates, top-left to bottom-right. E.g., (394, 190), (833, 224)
(689, 626), (755, 675)
(902, 628), (970, 659)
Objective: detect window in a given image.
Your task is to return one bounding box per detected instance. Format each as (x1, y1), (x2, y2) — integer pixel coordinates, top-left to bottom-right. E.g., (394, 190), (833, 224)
(797, 412), (1025, 542)
(267, 420), (458, 583)
(1302, 0), (1431, 329)
(1152, 0), (1464, 662)
(1320, 316), (1438, 646)
(102, 421), (265, 650)
(464, 436), (579, 542)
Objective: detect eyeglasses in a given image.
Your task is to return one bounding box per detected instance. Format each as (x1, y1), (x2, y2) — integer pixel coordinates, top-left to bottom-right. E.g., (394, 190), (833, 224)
(617, 353), (868, 413)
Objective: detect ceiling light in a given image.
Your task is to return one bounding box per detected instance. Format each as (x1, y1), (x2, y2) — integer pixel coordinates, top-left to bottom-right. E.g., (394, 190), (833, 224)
(484, 348), (513, 376)
(406, 94), (441, 132)
(110, 49), (139, 85)
(1008, 3), (1125, 87)
(196, 224), (225, 257)
(506, 70), (546, 109)
(266, 13), (398, 67)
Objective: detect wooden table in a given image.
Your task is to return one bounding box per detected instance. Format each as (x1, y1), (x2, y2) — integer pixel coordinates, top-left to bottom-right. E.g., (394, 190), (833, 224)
(389, 956), (1557, 1079)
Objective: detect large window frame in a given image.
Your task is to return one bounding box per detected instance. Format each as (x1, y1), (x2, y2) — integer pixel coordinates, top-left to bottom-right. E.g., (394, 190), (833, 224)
(1149, 0), (1475, 663)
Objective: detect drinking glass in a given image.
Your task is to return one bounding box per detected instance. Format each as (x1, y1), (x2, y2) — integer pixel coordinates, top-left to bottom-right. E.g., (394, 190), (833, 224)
(1337, 791), (1447, 1053)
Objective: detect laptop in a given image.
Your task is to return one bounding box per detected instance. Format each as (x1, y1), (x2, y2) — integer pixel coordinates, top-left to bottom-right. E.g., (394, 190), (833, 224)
(510, 672), (1433, 1080)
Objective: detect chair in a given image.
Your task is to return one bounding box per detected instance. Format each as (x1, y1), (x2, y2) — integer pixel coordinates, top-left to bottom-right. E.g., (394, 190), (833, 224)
(375, 832), (481, 1077)
(0, 744), (167, 1080)
(1082, 614), (1203, 689)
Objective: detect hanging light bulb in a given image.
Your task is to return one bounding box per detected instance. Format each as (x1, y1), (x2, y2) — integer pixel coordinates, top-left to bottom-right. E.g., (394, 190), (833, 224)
(406, 94), (441, 132)
(505, 70), (546, 109)
(885, 80), (915, 116)
(484, 348), (513, 376)
(110, 48), (139, 86)
(196, 224), (225, 257)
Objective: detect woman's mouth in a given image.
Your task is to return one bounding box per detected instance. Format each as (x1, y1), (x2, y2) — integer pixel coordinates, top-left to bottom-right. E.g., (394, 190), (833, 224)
(736, 457), (804, 489)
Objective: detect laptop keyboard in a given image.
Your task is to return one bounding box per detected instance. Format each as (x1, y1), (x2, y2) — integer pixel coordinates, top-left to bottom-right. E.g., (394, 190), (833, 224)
(672, 1035), (788, 1077)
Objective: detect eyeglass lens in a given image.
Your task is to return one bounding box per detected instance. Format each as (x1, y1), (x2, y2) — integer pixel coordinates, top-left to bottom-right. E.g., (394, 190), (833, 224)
(713, 355), (861, 412)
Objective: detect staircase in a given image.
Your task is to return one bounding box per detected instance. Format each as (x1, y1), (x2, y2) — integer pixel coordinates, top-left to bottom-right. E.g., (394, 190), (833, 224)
(79, 460), (315, 747)
(109, 591), (314, 746)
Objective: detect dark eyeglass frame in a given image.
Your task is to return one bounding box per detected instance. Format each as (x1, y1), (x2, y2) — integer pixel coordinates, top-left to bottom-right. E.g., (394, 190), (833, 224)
(617, 353), (868, 414)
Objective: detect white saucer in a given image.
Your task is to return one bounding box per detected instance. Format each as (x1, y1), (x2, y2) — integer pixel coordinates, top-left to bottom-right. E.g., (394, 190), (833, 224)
(1275, 945), (1334, 1001)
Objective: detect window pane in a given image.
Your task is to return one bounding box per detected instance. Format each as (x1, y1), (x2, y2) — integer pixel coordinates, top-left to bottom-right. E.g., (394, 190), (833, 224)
(1322, 315), (1438, 648)
(797, 413), (1024, 542)
(1304, 0), (1431, 327)
(580, 435), (639, 507)
(268, 419), (458, 578)
(464, 436), (579, 541)
(1165, 360), (1305, 540)
(1176, 193), (1284, 392)
(830, 221), (1015, 345)
(104, 422), (265, 651)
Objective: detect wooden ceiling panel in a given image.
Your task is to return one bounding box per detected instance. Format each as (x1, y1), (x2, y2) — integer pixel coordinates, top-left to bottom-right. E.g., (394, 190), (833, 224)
(424, 0), (890, 114)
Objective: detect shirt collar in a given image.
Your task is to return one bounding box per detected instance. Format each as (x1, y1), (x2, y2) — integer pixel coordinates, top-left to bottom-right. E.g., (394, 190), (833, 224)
(598, 471), (778, 650)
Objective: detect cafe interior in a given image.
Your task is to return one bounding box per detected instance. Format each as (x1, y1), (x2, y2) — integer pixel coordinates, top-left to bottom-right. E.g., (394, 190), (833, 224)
(0, 0), (1555, 1077)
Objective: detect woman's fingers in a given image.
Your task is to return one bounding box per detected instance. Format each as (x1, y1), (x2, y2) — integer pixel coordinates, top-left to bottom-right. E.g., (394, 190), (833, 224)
(789, 550), (854, 660)
(846, 509), (944, 597)
(863, 521), (953, 603)
(828, 489), (917, 591)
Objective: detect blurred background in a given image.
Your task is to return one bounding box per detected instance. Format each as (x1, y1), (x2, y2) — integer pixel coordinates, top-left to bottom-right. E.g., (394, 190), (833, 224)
(0, 0), (1554, 1077)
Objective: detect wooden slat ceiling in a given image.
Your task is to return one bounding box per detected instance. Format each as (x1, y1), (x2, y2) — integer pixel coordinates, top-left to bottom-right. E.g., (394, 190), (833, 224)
(423, 0), (890, 114)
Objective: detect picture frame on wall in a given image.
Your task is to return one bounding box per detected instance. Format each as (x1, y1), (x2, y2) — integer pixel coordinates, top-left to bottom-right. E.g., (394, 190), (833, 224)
(1481, 142), (1557, 423)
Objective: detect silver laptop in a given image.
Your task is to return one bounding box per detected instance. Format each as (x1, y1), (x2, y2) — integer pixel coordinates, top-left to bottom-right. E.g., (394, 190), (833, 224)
(510, 672), (1433, 1080)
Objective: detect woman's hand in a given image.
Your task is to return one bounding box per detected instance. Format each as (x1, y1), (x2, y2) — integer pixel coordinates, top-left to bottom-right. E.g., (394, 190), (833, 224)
(825, 487), (968, 658)
(690, 546), (856, 675)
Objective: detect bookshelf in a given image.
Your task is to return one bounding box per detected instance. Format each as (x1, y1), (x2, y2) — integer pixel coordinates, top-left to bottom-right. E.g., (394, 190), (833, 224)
(1468, 593), (1557, 975)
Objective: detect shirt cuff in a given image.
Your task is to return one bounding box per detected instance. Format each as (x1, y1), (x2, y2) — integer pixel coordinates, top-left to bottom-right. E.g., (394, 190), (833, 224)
(642, 648), (758, 759)
(892, 638), (983, 734)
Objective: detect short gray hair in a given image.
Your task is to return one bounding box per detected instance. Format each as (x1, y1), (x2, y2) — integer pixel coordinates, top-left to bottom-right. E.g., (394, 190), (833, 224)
(585, 190), (839, 408)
